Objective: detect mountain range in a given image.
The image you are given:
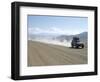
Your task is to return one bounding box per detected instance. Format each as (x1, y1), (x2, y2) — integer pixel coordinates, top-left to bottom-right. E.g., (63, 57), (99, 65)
(56, 32), (87, 42)
(28, 32), (88, 44)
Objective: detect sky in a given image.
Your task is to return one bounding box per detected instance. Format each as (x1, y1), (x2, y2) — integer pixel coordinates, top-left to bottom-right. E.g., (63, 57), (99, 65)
(28, 15), (88, 35)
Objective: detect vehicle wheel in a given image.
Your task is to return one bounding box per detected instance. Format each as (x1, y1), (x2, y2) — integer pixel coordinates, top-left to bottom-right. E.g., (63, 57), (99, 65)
(71, 44), (74, 48)
(80, 44), (84, 48)
(76, 45), (79, 48)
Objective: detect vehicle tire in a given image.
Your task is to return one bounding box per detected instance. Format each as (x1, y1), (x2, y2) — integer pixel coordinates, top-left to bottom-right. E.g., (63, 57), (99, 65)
(76, 45), (79, 48)
(81, 44), (84, 48)
(71, 44), (74, 48)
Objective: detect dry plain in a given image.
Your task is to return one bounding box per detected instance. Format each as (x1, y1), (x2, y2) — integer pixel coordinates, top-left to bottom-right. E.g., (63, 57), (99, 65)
(28, 40), (87, 66)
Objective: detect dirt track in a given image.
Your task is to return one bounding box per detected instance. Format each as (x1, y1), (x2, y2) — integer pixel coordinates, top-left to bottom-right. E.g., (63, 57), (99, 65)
(28, 40), (87, 66)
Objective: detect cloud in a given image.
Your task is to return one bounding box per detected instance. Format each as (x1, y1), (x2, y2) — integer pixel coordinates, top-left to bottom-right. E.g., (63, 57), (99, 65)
(28, 27), (43, 34)
(28, 27), (85, 35)
(28, 27), (64, 35)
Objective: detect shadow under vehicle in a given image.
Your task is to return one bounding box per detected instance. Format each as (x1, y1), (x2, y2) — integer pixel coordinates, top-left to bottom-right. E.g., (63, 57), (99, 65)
(71, 37), (84, 48)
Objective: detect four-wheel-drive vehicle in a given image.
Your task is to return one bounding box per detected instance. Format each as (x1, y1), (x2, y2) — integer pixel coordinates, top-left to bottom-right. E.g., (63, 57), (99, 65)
(71, 37), (84, 48)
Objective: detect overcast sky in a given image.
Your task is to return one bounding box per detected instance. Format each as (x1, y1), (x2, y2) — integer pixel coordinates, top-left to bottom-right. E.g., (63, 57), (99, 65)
(28, 15), (88, 35)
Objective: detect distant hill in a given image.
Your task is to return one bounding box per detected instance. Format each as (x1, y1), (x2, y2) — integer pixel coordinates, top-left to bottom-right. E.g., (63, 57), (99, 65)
(28, 32), (88, 47)
(28, 33), (59, 40)
(75, 32), (88, 42)
(29, 32), (87, 42)
(56, 32), (88, 43)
